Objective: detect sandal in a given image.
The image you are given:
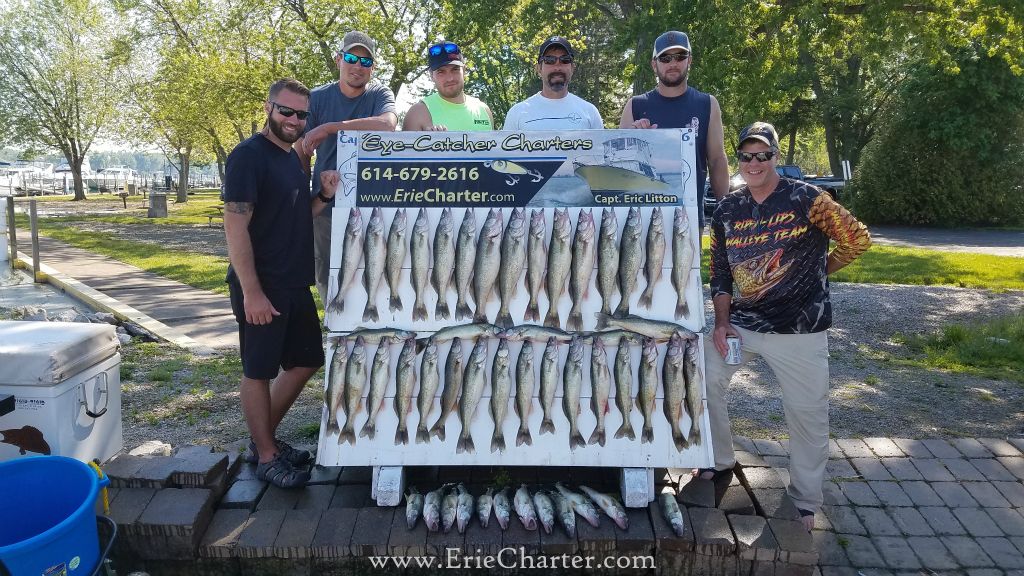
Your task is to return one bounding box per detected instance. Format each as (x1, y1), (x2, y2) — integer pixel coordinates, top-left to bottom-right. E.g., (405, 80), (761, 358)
(256, 453), (310, 488)
(245, 439), (312, 466)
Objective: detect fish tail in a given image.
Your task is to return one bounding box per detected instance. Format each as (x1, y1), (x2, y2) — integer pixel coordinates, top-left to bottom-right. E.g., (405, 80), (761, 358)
(689, 422), (702, 446)
(612, 300), (629, 318)
(588, 427), (606, 447)
(675, 298), (689, 320)
(359, 421), (376, 440)
(395, 427), (409, 446)
(672, 429), (689, 452)
(524, 299), (539, 322)
(412, 301), (428, 321)
(362, 304), (378, 323)
(595, 312), (611, 330)
(641, 426), (654, 444)
(415, 426), (430, 444)
(326, 297), (344, 315)
(490, 432), (506, 454)
(389, 293), (403, 312)
(454, 299), (473, 321)
(495, 310), (513, 330)
(539, 418), (556, 435)
(638, 287), (654, 309)
(567, 306), (582, 331)
(599, 300), (611, 316)
(326, 417), (341, 436)
(516, 427), (533, 447)
(614, 421), (636, 441)
(435, 300), (451, 320)
(337, 425), (356, 445)
(543, 307), (561, 329)
(569, 430), (586, 450)
(473, 311), (490, 324)
(429, 418), (447, 442)
(456, 433), (475, 454)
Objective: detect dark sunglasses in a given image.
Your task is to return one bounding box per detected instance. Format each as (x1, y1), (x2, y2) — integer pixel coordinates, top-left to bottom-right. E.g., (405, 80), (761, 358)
(428, 42), (460, 56)
(342, 51), (374, 68)
(737, 150), (777, 163)
(270, 102), (309, 120)
(657, 52), (689, 63)
(539, 54), (574, 65)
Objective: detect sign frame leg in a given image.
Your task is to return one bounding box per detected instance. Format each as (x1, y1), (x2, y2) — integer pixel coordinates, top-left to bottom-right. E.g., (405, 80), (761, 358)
(620, 467), (654, 508)
(373, 465), (405, 507)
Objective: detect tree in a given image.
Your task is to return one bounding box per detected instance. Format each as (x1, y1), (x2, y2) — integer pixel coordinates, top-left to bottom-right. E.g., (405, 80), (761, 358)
(0, 0), (128, 200)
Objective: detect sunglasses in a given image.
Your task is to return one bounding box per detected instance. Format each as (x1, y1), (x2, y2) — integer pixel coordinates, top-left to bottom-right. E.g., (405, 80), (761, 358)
(428, 42), (460, 57)
(341, 51), (374, 68)
(657, 52), (689, 63)
(539, 54), (574, 65)
(270, 102), (309, 120)
(737, 150), (777, 163)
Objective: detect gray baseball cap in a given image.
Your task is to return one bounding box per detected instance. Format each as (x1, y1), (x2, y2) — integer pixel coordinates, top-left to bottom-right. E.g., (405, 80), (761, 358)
(738, 122), (780, 148)
(652, 31), (691, 58)
(341, 30), (377, 60)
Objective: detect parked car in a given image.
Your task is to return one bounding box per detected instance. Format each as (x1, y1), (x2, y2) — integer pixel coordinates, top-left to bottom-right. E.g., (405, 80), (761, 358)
(775, 165), (843, 199)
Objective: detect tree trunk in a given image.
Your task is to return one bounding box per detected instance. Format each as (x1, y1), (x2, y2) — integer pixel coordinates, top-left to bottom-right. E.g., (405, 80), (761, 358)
(786, 126), (797, 165)
(177, 148), (190, 203)
(71, 153), (86, 201)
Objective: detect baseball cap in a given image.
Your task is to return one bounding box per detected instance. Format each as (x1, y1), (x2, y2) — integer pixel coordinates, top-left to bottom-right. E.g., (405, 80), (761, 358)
(738, 122), (780, 148)
(652, 31), (691, 58)
(341, 31), (376, 60)
(427, 41), (465, 71)
(537, 36), (576, 59)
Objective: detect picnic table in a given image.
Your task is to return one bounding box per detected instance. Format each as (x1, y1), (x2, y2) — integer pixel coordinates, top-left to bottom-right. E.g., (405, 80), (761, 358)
(205, 204), (224, 227)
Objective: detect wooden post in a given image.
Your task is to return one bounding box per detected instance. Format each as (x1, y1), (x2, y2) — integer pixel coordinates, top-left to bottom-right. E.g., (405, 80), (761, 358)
(6, 197), (15, 262)
(30, 199), (40, 282)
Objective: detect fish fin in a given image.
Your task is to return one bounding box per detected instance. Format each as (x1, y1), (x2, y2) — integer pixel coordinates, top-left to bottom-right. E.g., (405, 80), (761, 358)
(638, 288), (653, 309)
(543, 307), (561, 329)
(524, 299), (539, 322)
(454, 300), (473, 321)
(675, 299), (689, 320)
(362, 304), (378, 323)
(414, 338), (427, 354)
(588, 427), (606, 447)
(569, 431), (586, 450)
(612, 300), (629, 318)
(359, 421), (376, 440)
(435, 300), (450, 320)
(456, 434), (475, 454)
(326, 297), (344, 315)
(473, 310), (490, 324)
(672, 429), (689, 452)
(614, 421), (636, 441)
(412, 301), (427, 321)
(326, 418), (341, 436)
(389, 293), (403, 312)
(495, 310), (513, 329)
(539, 418), (556, 435)
(689, 423), (701, 446)
(415, 426), (430, 444)
(429, 418), (447, 441)
(595, 312), (610, 330)
(516, 427), (533, 447)
(490, 432), (506, 453)
(567, 309), (582, 331)
(641, 426), (654, 444)
(337, 425), (356, 445)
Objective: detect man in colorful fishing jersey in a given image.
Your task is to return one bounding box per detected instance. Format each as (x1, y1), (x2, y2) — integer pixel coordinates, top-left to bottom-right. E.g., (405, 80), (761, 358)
(619, 30), (729, 227)
(503, 36), (603, 130)
(223, 78), (340, 488)
(402, 40), (494, 131)
(699, 122), (871, 530)
(297, 30), (398, 302)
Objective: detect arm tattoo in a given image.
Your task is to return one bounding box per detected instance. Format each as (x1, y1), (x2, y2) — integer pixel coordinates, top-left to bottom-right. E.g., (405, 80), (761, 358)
(224, 202), (253, 215)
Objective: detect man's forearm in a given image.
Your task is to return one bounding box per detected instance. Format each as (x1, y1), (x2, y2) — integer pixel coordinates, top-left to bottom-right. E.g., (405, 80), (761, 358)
(712, 293), (732, 326)
(709, 159), (730, 200)
(224, 213), (262, 296)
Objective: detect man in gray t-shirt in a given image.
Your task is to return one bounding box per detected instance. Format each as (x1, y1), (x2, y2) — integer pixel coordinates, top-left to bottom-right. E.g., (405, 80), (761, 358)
(297, 31), (398, 302)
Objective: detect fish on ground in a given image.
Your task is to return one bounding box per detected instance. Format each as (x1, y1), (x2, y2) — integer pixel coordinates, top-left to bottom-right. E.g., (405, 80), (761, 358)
(456, 483), (474, 534)
(659, 492), (686, 536)
(493, 487), (512, 530)
(579, 485), (629, 530)
(441, 485), (459, 533)
(406, 487), (424, 529)
(514, 484), (539, 531)
(477, 487), (494, 528)
(423, 485), (446, 532)
(554, 483), (600, 527)
(533, 490), (555, 534)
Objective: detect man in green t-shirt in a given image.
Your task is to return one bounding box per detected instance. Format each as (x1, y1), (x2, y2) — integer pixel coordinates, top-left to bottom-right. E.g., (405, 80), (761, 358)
(402, 40), (494, 131)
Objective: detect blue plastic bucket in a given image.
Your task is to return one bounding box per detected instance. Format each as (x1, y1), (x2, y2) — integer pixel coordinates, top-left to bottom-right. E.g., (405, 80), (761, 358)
(0, 456), (109, 576)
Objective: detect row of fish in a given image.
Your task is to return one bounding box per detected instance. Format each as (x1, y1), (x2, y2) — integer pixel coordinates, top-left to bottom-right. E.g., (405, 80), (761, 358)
(326, 206), (698, 327)
(323, 319), (703, 453)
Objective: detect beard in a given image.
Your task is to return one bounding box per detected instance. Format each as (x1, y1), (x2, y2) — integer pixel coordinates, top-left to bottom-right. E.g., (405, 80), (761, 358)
(438, 81), (464, 99)
(657, 67), (688, 88)
(267, 114), (301, 144)
(546, 72), (568, 93)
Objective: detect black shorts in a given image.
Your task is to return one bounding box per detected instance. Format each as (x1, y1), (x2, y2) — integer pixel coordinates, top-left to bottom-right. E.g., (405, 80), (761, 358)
(228, 282), (325, 380)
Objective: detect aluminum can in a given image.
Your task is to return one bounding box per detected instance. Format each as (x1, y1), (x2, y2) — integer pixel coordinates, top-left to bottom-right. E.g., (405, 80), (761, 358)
(724, 336), (742, 365)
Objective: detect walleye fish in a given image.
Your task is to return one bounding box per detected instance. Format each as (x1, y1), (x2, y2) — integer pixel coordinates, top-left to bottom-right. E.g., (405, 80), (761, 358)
(613, 336), (636, 441)
(659, 492), (686, 537)
(543, 208), (572, 328)
(514, 484), (538, 531)
(327, 208), (363, 314)
(473, 208), (504, 323)
(637, 337), (658, 444)
(362, 207), (386, 322)
(538, 337), (559, 436)
(430, 337), (464, 441)
(454, 209), (477, 320)
(524, 209), (547, 322)
(533, 490), (556, 535)
(324, 337), (348, 436)
(684, 339), (704, 446)
(672, 207), (696, 319)
(499, 324), (573, 343)
(583, 329), (645, 346)
(456, 483), (474, 534)
(410, 208), (431, 321)
(579, 485), (629, 530)
(432, 207), (456, 319)
(567, 208), (596, 331)
(477, 487), (494, 528)
(496, 207), (527, 329)
(359, 337), (392, 440)
(385, 208), (408, 313)
(394, 337), (418, 446)
(490, 338), (512, 453)
(596, 208), (619, 316)
(562, 336), (586, 450)
(415, 338), (440, 444)
(347, 327), (417, 344)
(426, 323), (500, 344)
(493, 487), (512, 530)
(442, 486), (459, 533)
(406, 487), (424, 529)
(639, 208), (665, 309)
(614, 207), (643, 318)
(456, 338), (489, 454)
(338, 336), (367, 445)
(662, 332), (689, 452)
(550, 489), (577, 537)
(554, 482), (601, 528)
(589, 338), (611, 447)
(596, 313), (699, 342)
(423, 485), (446, 532)
(515, 342), (535, 447)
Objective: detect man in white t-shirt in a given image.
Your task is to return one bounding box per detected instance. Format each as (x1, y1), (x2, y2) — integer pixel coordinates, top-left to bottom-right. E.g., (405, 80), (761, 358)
(503, 36), (603, 130)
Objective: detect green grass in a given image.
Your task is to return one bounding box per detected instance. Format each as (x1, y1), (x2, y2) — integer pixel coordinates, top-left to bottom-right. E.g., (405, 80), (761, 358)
(897, 312), (1024, 383)
(28, 192), (225, 226)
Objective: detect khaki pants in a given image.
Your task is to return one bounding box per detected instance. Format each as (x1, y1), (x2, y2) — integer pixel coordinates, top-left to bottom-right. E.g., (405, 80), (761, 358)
(705, 326), (830, 513)
(313, 213), (332, 304)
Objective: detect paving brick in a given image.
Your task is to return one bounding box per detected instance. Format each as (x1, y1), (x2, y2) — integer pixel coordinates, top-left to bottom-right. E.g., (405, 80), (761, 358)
(574, 512), (611, 557)
(886, 508), (934, 536)
(911, 458), (956, 482)
(753, 439), (789, 456)
(735, 450), (769, 468)
(107, 487), (156, 528)
(350, 506), (395, 557)
(976, 537), (1024, 568)
(919, 506), (967, 536)
(133, 456), (186, 488)
(823, 481), (849, 505)
(836, 439), (873, 459)
(742, 466), (787, 489)
(856, 508), (902, 536)
(953, 507), (1004, 537)
(838, 481), (882, 506)
(236, 509), (286, 558)
(906, 536), (958, 570)
(899, 481), (944, 507)
(330, 484), (370, 508)
(650, 500), (694, 553)
(274, 509), (321, 558)
(295, 485), (336, 511)
(940, 458), (987, 481)
(220, 480), (266, 511)
(614, 507), (654, 557)
(964, 481), (1013, 508)
(933, 482), (982, 507)
(921, 439), (962, 458)
(137, 487), (214, 539)
(466, 507), (505, 556)
(863, 438), (904, 457)
(198, 509), (253, 558)
(1013, 535), (1024, 556)
(871, 536), (921, 569)
(811, 530), (849, 566)
(307, 465), (342, 486)
(868, 481), (913, 507)
(891, 438), (933, 458)
(1009, 437), (1024, 453)
(677, 477), (716, 508)
(310, 507), (357, 557)
(971, 458), (1018, 481)
(978, 438), (1023, 457)
(940, 535), (996, 567)
(235, 462), (258, 482)
(103, 454), (149, 487)
(734, 435), (758, 454)
(819, 567), (860, 576)
(823, 506), (867, 535)
(256, 484), (303, 511)
(172, 452), (229, 487)
(689, 507), (736, 555)
(337, 466), (372, 485)
(719, 485), (756, 516)
(751, 489), (801, 520)
(968, 570), (1006, 576)
(768, 518), (817, 565)
(387, 504), (429, 557)
(951, 438), (995, 458)
(997, 456), (1024, 482)
(850, 458), (894, 481)
(986, 508), (1024, 536)
(993, 480), (1024, 507)
(826, 459), (859, 480)
(879, 458), (923, 481)
(828, 439), (843, 459)
(729, 514), (778, 561)
(838, 534), (886, 567)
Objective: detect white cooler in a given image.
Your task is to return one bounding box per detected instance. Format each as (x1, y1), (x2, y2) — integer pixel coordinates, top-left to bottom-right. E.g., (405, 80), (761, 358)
(0, 320), (124, 463)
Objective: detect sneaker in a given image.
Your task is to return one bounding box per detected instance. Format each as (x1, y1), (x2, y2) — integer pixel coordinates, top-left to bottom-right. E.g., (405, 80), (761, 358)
(256, 453), (310, 488)
(245, 439), (312, 466)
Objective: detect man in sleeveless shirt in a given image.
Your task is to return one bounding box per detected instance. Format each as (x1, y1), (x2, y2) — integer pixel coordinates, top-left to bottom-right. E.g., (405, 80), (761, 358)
(403, 40), (494, 131)
(504, 36), (603, 130)
(619, 31), (729, 226)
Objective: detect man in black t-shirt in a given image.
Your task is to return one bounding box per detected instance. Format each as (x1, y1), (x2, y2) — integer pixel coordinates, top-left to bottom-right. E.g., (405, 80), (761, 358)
(223, 78), (340, 488)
